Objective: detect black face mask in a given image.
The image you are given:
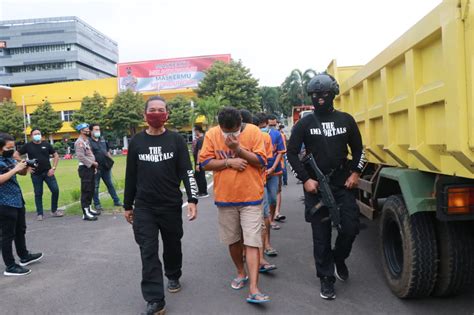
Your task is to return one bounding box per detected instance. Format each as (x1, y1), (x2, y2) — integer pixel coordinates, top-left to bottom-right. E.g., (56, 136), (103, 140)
(2, 149), (14, 159)
(312, 92), (335, 115)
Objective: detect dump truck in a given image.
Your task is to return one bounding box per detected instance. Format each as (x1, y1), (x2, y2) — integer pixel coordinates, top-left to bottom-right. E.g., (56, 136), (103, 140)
(327, 0), (474, 299)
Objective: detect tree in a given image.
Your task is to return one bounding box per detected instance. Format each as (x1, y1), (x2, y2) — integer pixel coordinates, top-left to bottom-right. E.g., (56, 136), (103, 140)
(259, 86), (282, 115)
(72, 91), (108, 128)
(0, 100), (24, 138)
(167, 95), (193, 130)
(197, 60), (261, 112)
(193, 94), (227, 127)
(104, 90), (144, 137)
(280, 68), (317, 116)
(30, 100), (63, 137)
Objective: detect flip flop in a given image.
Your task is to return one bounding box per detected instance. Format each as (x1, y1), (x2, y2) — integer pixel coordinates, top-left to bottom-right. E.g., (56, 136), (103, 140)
(264, 248), (279, 257)
(270, 223), (281, 230)
(275, 214), (286, 222)
(231, 276), (248, 290)
(259, 264), (277, 273)
(246, 293), (270, 304)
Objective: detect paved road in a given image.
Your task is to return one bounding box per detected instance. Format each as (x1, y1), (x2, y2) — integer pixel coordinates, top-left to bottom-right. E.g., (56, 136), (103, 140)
(1, 176), (473, 315)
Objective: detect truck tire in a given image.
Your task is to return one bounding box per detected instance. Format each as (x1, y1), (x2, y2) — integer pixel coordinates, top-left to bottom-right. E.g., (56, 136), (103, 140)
(432, 221), (474, 297)
(379, 195), (438, 298)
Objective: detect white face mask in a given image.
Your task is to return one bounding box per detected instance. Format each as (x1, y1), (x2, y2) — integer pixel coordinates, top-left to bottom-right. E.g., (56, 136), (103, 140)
(222, 130), (241, 139)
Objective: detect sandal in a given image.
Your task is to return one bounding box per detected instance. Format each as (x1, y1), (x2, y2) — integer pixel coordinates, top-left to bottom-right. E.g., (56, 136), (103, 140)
(231, 276), (248, 290)
(270, 223), (281, 230)
(246, 293), (270, 304)
(275, 214), (286, 222)
(259, 263), (277, 273)
(264, 248), (278, 257)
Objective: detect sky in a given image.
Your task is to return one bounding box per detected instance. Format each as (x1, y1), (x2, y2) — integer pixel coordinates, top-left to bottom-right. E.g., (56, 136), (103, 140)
(0, 0), (442, 86)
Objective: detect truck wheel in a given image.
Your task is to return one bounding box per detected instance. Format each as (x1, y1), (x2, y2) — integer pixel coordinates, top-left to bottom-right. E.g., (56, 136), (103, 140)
(379, 195), (438, 298)
(432, 221), (474, 297)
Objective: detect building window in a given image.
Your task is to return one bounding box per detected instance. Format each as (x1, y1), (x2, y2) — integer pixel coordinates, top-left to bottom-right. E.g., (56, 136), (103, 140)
(62, 110), (75, 122)
(9, 62), (75, 73)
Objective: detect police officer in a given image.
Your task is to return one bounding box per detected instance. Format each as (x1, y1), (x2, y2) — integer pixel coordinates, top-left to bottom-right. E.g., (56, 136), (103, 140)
(74, 123), (99, 221)
(287, 73), (365, 300)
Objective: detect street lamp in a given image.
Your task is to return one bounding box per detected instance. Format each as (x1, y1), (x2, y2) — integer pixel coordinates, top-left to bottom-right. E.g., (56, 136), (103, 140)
(21, 94), (35, 144)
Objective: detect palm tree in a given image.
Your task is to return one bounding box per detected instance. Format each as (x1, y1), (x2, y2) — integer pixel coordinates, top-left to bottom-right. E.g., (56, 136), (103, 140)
(288, 69), (317, 105)
(192, 94), (227, 127)
(279, 68), (317, 116)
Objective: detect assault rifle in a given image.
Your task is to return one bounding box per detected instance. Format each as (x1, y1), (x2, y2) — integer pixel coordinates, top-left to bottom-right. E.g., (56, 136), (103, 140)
(302, 153), (342, 232)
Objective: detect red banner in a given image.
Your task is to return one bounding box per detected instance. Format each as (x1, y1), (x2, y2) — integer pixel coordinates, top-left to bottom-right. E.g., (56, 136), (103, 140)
(117, 54), (231, 92)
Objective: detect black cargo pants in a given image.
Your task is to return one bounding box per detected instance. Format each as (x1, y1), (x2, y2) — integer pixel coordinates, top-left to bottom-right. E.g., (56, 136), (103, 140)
(78, 166), (95, 210)
(304, 186), (360, 278)
(133, 206), (183, 308)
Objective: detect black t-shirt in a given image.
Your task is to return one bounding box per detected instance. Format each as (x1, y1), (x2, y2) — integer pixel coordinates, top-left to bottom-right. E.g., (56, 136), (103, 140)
(123, 130), (198, 210)
(18, 141), (55, 173)
(192, 136), (204, 166)
(89, 138), (109, 170)
(287, 110), (365, 186)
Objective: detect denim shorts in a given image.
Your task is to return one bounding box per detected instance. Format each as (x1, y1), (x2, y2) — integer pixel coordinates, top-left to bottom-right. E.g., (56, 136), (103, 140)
(265, 175), (279, 207)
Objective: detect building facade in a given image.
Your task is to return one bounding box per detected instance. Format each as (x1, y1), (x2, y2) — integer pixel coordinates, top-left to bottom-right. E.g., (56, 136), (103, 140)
(10, 78), (198, 142)
(0, 16), (118, 87)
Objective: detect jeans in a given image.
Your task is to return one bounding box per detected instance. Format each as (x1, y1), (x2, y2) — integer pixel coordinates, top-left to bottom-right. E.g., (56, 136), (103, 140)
(0, 206), (29, 268)
(31, 171), (59, 215)
(133, 206), (183, 307)
(93, 168), (121, 207)
(78, 166), (95, 210)
(194, 169), (207, 195)
(305, 186), (360, 278)
(282, 155), (288, 185)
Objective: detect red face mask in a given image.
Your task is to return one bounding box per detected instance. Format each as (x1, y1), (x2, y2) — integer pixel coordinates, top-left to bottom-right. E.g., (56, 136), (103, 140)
(146, 112), (168, 128)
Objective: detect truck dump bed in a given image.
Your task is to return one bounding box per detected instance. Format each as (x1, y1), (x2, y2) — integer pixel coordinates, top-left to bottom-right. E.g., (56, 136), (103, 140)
(328, 0), (474, 179)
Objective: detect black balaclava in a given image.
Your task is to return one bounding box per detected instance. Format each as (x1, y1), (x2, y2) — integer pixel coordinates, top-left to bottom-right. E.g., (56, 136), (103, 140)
(312, 92), (335, 115)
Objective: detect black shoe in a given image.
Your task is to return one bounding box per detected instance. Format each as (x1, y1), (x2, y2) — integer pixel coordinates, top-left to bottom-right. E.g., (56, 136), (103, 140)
(4, 264), (31, 276)
(334, 261), (349, 282)
(167, 279), (181, 293)
(320, 276), (336, 300)
(90, 207), (101, 216)
(83, 208), (98, 221)
(143, 302), (165, 315)
(19, 252), (43, 267)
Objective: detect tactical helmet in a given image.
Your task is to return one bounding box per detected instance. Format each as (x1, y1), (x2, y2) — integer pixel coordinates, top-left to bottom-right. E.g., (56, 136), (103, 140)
(307, 73), (340, 96)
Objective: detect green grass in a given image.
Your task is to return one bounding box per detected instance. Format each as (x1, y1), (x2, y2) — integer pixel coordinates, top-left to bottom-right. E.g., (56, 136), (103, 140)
(17, 156), (127, 215)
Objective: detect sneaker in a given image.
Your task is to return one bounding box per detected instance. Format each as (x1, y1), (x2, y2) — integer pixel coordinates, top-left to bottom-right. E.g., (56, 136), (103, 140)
(83, 214), (98, 221)
(19, 252), (43, 267)
(197, 193), (209, 198)
(114, 202), (123, 207)
(4, 264), (31, 276)
(91, 207), (101, 216)
(167, 279), (181, 293)
(334, 261), (349, 282)
(142, 302), (166, 315)
(37, 215), (43, 221)
(51, 210), (64, 217)
(320, 276), (336, 300)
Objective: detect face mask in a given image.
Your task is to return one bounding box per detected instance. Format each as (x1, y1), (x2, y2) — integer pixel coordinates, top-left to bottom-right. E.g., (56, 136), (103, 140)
(260, 127), (269, 133)
(93, 132), (101, 138)
(2, 149), (14, 159)
(222, 130), (241, 139)
(268, 125), (277, 130)
(32, 134), (41, 142)
(146, 112), (168, 129)
(312, 92), (335, 115)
